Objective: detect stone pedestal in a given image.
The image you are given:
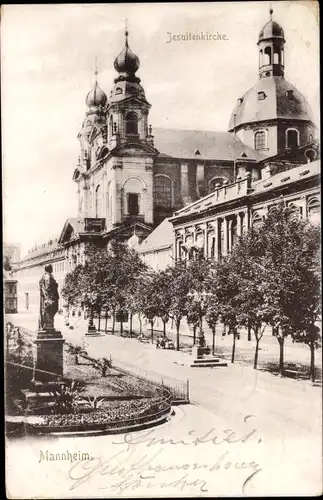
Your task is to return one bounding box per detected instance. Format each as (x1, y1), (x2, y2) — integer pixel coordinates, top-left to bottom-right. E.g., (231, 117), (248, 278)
(190, 344), (227, 368)
(34, 329), (65, 382)
(191, 345), (210, 359)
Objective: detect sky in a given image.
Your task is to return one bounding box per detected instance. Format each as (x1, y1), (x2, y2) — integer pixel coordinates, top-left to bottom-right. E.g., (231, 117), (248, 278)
(2, 1), (319, 257)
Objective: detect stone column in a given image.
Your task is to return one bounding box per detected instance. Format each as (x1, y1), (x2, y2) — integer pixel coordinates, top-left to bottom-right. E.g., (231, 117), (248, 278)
(223, 217), (228, 256)
(213, 219), (219, 259)
(243, 209), (249, 233)
(237, 212), (242, 237)
(181, 164), (189, 202)
(228, 219), (233, 253)
(204, 225), (209, 258)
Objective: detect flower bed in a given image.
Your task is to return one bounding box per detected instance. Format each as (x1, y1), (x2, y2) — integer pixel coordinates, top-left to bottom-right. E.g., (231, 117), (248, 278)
(6, 396), (171, 435)
(6, 332), (172, 436)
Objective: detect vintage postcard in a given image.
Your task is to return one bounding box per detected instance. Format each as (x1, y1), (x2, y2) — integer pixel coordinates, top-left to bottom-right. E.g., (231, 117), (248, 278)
(3, 1), (321, 498)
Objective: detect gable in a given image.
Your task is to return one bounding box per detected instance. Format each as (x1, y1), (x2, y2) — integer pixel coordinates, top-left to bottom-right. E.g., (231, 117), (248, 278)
(58, 218), (85, 245)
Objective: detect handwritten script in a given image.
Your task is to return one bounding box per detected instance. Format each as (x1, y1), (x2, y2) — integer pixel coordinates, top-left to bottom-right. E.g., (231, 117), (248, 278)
(68, 415), (263, 495)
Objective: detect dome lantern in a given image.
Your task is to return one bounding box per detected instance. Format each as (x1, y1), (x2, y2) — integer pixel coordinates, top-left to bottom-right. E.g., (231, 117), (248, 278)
(257, 7), (285, 79)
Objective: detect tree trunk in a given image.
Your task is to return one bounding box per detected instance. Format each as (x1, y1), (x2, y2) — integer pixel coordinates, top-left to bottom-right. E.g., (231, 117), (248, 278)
(212, 327), (216, 356)
(231, 330), (236, 364)
(253, 334), (260, 370)
(98, 309), (101, 332)
(310, 343), (315, 383)
(150, 321), (154, 343)
(139, 315), (142, 335)
(247, 319), (251, 341)
(163, 320), (166, 338)
(130, 313), (133, 338)
(193, 325), (197, 345)
(104, 308), (108, 333)
(112, 311), (115, 335)
(176, 320), (180, 351)
(120, 317), (123, 335)
(278, 337), (284, 376)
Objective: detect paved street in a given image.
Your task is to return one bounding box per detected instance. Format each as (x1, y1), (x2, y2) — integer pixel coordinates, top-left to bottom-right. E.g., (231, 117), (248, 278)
(5, 312), (322, 496)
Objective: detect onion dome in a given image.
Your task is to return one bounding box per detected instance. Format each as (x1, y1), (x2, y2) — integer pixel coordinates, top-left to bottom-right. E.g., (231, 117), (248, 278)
(85, 80), (107, 108)
(114, 29), (140, 75)
(258, 8), (285, 43)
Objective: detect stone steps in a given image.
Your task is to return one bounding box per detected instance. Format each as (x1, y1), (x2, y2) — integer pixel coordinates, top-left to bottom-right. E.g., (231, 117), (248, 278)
(190, 357), (228, 368)
(22, 389), (55, 403)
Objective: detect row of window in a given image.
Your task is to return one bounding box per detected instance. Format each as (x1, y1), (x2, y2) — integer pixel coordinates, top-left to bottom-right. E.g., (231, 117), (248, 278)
(259, 46), (284, 67)
(252, 198), (320, 226)
(15, 260), (65, 278)
(177, 196), (320, 261)
(94, 175), (228, 217)
(254, 128), (314, 151)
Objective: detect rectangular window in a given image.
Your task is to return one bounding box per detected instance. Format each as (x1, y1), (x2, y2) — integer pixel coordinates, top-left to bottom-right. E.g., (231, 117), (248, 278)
(128, 193), (139, 216)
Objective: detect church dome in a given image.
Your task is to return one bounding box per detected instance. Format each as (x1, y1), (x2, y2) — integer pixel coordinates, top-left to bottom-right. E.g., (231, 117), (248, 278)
(228, 76), (313, 131)
(258, 20), (285, 42)
(86, 81), (107, 108)
(114, 33), (140, 75)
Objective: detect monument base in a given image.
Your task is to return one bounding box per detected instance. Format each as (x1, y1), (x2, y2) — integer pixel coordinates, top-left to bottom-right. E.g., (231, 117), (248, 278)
(86, 324), (100, 336)
(191, 345), (210, 359)
(34, 329), (65, 382)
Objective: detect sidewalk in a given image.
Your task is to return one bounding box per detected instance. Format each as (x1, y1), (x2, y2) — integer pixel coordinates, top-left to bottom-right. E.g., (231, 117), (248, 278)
(6, 312), (322, 381)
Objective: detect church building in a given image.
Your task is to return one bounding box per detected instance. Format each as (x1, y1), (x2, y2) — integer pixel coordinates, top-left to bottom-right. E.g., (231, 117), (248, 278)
(12, 7), (320, 310)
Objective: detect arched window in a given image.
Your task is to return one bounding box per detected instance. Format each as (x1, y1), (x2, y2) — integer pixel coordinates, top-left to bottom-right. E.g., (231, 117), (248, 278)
(95, 185), (102, 218)
(305, 148), (316, 163)
(252, 211), (263, 229)
(309, 133), (314, 143)
(288, 202), (302, 220)
(254, 130), (267, 150)
(125, 112), (138, 135)
(259, 49), (263, 67)
(273, 49), (279, 64)
(286, 129), (299, 148)
(307, 197), (320, 225)
(264, 46), (271, 65)
(153, 175), (172, 208)
(209, 177), (226, 192)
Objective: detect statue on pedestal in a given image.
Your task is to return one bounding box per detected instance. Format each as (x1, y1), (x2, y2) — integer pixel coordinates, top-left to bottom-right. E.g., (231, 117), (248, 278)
(39, 264), (59, 331)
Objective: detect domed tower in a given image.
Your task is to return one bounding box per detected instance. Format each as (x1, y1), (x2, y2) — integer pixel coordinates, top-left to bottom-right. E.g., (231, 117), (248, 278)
(78, 68), (108, 170)
(228, 7), (316, 160)
(107, 26), (153, 150)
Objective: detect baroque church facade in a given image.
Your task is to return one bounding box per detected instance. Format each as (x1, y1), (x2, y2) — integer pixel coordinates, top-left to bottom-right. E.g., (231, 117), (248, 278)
(11, 8), (320, 312)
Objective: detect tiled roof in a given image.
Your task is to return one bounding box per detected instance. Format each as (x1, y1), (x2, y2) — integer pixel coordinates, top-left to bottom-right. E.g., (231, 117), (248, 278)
(21, 238), (60, 260)
(64, 217), (86, 234)
(229, 76), (313, 130)
(153, 128), (264, 161)
(138, 218), (174, 253)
